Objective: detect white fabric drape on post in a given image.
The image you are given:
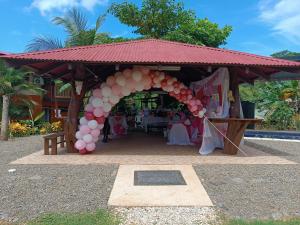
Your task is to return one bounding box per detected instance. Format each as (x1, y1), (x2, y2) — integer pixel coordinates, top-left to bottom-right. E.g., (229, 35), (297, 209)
(190, 68), (230, 155)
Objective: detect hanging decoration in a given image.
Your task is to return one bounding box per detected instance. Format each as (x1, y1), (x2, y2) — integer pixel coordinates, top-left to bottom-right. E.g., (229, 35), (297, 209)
(74, 67), (206, 154)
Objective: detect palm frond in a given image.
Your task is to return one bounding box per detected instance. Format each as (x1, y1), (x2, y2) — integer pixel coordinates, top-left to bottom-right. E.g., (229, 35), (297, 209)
(95, 14), (106, 32)
(53, 8), (88, 37)
(26, 36), (64, 52)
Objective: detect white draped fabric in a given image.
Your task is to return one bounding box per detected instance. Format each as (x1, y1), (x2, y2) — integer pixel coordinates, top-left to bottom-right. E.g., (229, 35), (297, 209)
(167, 123), (193, 145)
(190, 68), (230, 155)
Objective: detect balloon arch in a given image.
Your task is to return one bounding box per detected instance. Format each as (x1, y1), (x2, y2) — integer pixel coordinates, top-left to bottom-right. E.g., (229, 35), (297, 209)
(75, 67), (206, 154)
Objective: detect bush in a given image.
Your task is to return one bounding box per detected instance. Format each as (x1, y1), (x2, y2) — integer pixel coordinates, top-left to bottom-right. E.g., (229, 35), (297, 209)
(9, 120), (63, 137)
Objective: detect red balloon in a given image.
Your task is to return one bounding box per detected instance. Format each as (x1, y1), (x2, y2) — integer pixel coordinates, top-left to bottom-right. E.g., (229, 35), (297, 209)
(180, 89), (187, 95)
(173, 82), (180, 88)
(85, 112), (95, 121)
(95, 116), (105, 124)
(79, 149), (87, 154)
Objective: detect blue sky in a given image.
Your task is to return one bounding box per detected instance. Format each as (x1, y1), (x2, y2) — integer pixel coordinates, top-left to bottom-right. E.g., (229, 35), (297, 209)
(0, 0), (300, 56)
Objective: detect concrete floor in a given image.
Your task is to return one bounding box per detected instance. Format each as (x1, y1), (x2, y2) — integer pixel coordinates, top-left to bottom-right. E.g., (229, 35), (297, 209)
(10, 132), (296, 165)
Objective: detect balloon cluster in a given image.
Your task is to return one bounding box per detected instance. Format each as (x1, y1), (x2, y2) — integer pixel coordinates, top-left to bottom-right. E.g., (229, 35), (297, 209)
(74, 67), (206, 154)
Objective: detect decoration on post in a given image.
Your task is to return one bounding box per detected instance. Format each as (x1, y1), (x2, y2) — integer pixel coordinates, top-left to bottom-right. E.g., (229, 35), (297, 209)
(75, 81), (83, 95)
(74, 67), (206, 154)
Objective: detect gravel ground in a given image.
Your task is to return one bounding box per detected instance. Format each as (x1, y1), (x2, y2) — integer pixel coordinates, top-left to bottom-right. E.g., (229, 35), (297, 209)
(194, 164), (300, 219)
(244, 139), (300, 163)
(0, 136), (118, 222)
(0, 136), (299, 223)
(113, 207), (218, 225)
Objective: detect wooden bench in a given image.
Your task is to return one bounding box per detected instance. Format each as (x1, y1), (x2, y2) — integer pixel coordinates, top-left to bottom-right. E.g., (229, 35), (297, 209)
(208, 118), (262, 155)
(43, 131), (65, 155)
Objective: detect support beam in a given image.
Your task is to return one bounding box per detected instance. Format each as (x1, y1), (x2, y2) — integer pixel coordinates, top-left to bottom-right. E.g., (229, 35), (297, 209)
(64, 64), (88, 153)
(229, 68), (241, 118)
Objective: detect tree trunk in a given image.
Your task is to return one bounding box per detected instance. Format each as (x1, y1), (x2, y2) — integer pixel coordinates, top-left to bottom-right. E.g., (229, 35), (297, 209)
(64, 93), (82, 153)
(1, 95), (10, 141)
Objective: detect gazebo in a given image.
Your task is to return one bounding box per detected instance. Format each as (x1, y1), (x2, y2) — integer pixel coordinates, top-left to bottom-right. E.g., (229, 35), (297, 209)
(2, 39), (300, 154)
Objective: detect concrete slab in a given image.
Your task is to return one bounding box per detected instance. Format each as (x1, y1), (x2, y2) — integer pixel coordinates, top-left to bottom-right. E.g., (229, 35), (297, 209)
(108, 165), (213, 207)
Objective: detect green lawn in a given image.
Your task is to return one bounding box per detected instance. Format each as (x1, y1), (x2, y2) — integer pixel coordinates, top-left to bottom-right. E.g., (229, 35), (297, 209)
(224, 218), (300, 225)
(27, 210), (120, 225)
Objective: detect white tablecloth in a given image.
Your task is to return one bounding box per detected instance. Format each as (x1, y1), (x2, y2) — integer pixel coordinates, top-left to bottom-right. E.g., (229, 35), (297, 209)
(167, 123), (193, 145)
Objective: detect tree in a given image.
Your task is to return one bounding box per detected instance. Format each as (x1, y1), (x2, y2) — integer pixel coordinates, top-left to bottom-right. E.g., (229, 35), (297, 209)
(26, 8), (127, 52)
(0, 60), (44, 140)
(109, 0), (232, 47)
(271, 50), (300, 58)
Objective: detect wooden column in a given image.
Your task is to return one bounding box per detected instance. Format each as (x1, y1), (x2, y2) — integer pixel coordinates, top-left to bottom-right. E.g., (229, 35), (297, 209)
(229, 68), (241, 118)
(64, 64), (88, 153)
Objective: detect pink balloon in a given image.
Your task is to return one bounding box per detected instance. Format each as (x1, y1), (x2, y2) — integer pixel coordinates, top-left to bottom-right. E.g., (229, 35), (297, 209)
(123, 69), (132, 78)
(75, 140), (86, 150)
(85, 104), (94, 112)
(86, 143), (96, 151)
(140, 67), (150, 75)
(106, 76), (116, 86)
(112, 84), (122, 96)
(80, 125), (91, 135)
(93, 107), (104, 117)
(92, 89), (102, 98)
(190, 99), (196, 106)
(191, 105), (198, 112)
(91, 129), (100, 137)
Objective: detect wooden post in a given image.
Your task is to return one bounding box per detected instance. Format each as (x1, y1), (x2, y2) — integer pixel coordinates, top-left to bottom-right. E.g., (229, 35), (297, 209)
(229, 69), (241, 118)
(64, 64), (87, 153)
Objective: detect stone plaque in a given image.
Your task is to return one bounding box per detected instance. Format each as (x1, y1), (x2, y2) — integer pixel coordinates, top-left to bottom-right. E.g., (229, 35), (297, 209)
(134, 170), (186, 186)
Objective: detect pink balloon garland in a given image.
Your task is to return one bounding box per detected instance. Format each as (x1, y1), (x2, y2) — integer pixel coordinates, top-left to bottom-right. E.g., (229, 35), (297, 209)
(74, 67), (206, 154)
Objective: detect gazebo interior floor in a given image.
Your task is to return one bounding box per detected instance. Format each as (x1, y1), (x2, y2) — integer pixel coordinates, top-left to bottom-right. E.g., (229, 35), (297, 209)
(9, 131), (297, 166)
(93, 131), (200, 156)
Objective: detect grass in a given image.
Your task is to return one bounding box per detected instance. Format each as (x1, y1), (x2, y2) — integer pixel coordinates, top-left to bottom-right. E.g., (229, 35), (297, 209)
(224, 218), (300, 225)
(27, 209), (120, 225)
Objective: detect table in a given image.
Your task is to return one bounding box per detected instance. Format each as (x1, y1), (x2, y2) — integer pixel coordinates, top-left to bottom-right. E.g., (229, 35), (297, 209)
(208, 118), (262, 155)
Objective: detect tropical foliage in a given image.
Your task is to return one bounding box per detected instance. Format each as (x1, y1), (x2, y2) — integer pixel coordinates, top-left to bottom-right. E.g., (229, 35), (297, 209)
(9, 120), (63, 137)
(109, 0), (232, 47)
(27, 8), (128, 52)
(240, 80), (300, 130)
(0, 60), (44, 140)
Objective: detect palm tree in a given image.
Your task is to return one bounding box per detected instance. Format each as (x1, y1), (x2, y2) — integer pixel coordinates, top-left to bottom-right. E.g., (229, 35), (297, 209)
(0, 60), (44, 140)
(26, 8), (109, 52)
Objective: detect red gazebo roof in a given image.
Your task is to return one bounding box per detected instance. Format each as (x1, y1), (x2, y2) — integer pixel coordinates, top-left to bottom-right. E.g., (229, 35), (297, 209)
(2, 39), (300, 67)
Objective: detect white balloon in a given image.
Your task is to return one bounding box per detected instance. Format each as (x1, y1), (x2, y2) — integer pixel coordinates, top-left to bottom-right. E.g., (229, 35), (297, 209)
(198, 110), (205, 118)
(88, 120), (98, 129)
(136, 83), (144, 91)
(79, 117), (88, 125)
(121, 86), (131, 96)
(101, 86), (112, 97)
(116, 76), (126, 86)
(83, 134), (93, 143)
(75, 131), (83, 139)
(110, 95), (119, 104)
(98, 124), (104, 130)
(102, 97), (109, 103)
(92, 98), (103, 108)
(132, 71), (142, 82)
(103, 102), (112, 112)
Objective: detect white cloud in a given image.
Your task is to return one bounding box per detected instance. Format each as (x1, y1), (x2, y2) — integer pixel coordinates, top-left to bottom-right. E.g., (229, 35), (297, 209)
(258, 0), (300, 44)
(31, 0), (108, 15)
